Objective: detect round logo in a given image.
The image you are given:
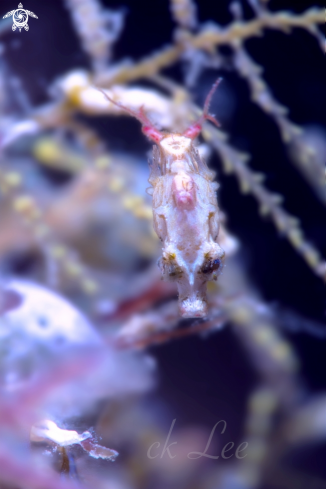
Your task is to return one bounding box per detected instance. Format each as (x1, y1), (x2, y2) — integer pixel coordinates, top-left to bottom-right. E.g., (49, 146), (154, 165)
(13, 9), (28, 28)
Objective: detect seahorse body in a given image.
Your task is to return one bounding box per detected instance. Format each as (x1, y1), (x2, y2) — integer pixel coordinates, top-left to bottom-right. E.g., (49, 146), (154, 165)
(149, 134), (225, 318)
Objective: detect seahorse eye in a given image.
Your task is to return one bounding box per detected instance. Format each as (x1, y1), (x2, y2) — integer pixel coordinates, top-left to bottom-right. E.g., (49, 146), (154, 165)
(158, 257), (182, 280)
(201, 258), (221, 274)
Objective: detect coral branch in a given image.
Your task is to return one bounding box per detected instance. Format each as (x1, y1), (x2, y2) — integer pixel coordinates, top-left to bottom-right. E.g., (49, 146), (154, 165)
(233, 46), (326, 203)
(64, 0), (125, 73)
(203, 125), (326, 280)
(170, 0), (198, 30)
(97, 8), (324, 85)
(0, 169), (100, 295)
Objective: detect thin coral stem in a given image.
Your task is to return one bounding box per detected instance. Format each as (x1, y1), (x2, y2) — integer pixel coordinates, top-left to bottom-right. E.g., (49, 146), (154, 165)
(97, 87), (164, 142)
(183, 77), (222, 139)
(97, 88), (147, 125)
(114, 315), (226, 349)
(203, 77), (222, 119)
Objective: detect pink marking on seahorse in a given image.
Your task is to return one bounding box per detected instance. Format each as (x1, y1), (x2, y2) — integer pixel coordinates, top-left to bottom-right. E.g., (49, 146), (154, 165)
(172, 174), (196, 209)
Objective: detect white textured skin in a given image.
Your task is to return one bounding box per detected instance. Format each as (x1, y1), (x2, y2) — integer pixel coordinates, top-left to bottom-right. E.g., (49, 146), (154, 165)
(149, 135), (225, 318)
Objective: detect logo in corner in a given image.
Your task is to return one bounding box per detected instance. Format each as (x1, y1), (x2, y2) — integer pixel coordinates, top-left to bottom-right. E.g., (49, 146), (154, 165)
(3, 3), (38, 32)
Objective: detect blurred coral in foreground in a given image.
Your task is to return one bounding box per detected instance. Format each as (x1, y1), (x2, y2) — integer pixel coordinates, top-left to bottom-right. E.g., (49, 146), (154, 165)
(0, 0), (325, 488)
